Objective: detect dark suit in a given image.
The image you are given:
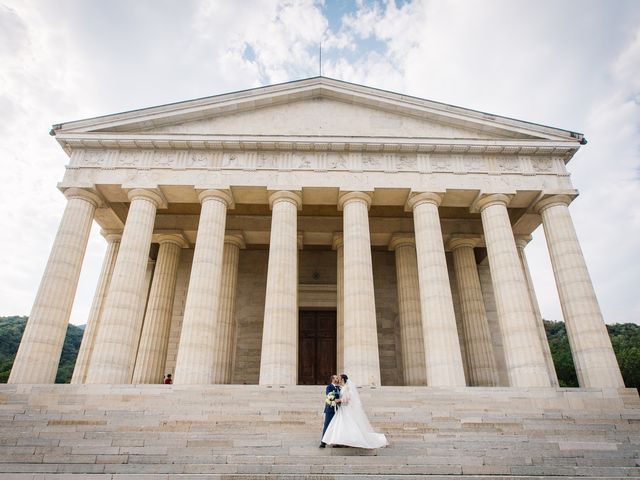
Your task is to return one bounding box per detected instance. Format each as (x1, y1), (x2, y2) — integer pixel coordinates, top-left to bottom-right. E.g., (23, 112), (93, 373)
(321, 383), (340, 440)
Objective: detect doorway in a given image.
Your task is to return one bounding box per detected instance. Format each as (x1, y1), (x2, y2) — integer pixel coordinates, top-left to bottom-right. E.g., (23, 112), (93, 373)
(298, 310), (337, 385)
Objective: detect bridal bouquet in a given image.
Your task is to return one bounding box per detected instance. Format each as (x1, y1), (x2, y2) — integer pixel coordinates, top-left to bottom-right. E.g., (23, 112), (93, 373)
(325, 391), (338, 409)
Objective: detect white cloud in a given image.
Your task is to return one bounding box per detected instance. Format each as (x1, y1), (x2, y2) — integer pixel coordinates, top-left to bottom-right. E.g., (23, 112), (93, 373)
(0, 0), (638, 327)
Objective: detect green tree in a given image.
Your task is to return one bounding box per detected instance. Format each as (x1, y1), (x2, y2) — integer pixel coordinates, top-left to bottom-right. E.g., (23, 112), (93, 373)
(544, 319), (640, 390)
(0, 316), (84, 383)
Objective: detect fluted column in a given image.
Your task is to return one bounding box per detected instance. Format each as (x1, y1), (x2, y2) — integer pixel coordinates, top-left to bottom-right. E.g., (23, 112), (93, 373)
(514, 235), (559, 387)
(211, 232), (245, 384)
(132, 233), (187, 384)
(448, 237), (498, 386)
(259, 191), (302, 385)
(86, 189), (164, 384)
(332, 233), (344, 374)
(174, 189), (233, 384)
(9, 188), (101, 384)
(338, 192), (380, 386)
(406, 192), (465, 386)
(389, 234), (427, 386)
(71, 230), (121, 384)
(477, 194), (550, 387)
(536, 195), (624, 388)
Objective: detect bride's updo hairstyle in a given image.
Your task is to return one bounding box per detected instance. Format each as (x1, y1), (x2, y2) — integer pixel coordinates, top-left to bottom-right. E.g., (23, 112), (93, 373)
(340, 374), (348, 382)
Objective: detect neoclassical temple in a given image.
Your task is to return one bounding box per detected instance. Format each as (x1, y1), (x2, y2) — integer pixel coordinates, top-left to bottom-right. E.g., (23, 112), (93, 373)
(9, 77), (624, 389)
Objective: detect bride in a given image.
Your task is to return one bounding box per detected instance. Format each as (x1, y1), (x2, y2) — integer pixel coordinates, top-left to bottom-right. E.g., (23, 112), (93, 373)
(321, 374), (388, 449)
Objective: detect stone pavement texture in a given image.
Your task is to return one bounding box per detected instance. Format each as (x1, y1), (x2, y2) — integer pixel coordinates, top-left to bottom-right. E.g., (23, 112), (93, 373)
(0, 384), (638, 479)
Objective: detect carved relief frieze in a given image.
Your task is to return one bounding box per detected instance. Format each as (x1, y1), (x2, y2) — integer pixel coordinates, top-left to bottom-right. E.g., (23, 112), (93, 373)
(72, 148), (567, 179)
(81, 149), (110, 166)
(430, 156), (454, 172)
(327, 153), (348, 170)
(362, 154), (382, 168)
(531, 157), (554, 173)
(496, 156), (521, 173)
(256, 152), (279, 169)
(395, 155), (418, 171)
(463, 155), (488, 172)
(186, 151), (211, 168)
(154, 150), (177, 168)
(223, 153), (242, 168)
(293, 152), (312, 169)
(118, 150), (140, 167)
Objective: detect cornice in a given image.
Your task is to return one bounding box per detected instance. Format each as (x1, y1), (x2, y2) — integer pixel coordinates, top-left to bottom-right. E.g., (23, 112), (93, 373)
(55, 133), (579, 158)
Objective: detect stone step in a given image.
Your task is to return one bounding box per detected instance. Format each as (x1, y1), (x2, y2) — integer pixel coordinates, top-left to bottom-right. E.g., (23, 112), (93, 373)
(0, 385), (638, 478)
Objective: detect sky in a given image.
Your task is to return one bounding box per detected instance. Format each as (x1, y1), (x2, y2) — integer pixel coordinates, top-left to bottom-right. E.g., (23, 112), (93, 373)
(0, 0), (639, 327)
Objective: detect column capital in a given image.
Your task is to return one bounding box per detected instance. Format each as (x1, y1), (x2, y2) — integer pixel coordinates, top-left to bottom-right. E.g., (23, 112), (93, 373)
(224, 231), (246, 249)
(447, 235), (480, 251)
(268, 190), (302, 210)
(514, 234), (533, 250)
(63, 187), (104, 208)
(332, 232), (343, 250)
(126, 188), (167, 208)
(338, 191), (373, 211)
(100, 229), (122, 243)
(153, 231), (190, 248)
(473, 193), (512, 212)
(534, 194), (573, 214)
(405, 192), (443, 211)
(388, 233), (416, 251)
(197, 188), (234, 208)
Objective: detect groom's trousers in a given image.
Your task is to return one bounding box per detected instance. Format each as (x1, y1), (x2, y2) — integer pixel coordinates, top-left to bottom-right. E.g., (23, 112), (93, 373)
(322, 408), (335, 438)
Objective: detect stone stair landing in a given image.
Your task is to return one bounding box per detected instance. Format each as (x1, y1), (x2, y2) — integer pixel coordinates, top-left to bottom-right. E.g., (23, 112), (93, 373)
(0, 384), (638, 479)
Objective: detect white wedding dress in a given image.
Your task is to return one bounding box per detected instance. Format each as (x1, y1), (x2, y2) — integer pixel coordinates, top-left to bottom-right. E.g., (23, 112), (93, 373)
(321, 380), (388, 449)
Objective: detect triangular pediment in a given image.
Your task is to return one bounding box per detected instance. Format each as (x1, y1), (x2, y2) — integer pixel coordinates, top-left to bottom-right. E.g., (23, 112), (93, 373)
(120, 97), (535, 140)
(52, 77), (584, 147)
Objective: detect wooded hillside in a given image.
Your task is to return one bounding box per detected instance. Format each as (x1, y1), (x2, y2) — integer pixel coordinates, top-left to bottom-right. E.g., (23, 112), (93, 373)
(0, 316), (638, 388)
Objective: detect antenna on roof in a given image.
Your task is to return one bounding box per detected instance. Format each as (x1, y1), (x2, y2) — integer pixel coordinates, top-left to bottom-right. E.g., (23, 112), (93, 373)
(319, 42), (322, 77)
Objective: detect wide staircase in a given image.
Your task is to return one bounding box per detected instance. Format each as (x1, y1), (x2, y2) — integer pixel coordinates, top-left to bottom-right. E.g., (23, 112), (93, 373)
(0, 384), (638, 479)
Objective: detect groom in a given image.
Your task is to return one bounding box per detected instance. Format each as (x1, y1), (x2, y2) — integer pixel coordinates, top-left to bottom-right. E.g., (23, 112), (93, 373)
(319, 374), (341, 448)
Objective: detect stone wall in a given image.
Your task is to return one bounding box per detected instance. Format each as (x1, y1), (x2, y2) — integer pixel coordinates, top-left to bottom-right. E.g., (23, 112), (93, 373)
(163, 247), (403, 385)
(156, 244), (513, 387)
(372, 251), (402, 386)
(231, 249), (269, 384)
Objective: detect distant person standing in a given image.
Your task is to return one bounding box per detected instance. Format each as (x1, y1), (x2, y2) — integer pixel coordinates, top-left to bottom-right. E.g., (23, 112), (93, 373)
(163, 374), (172, 384)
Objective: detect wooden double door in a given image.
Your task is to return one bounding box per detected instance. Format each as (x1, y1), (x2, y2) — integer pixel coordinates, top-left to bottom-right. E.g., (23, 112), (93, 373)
(298, 310), (337, 385)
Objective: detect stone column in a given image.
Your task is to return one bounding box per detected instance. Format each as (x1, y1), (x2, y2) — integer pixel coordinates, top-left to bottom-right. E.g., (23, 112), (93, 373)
(259, 191), (302, 385)
(71, 230), (121, 384)
(131, 233), (187, 384)
(514, 235), (559, 387)
(86, 189), (164, 384)
(536, 195), (624, 388)
(9, 188), (101, 384)
(211, 232), (245, 384)
(332, 233), (344, 374)
(406, 192), (466, 386)
(338, 192), (381, 387)
(389, 234), (427, 386)
(477, 194), (550, 387)
(448, 236), (498, 386)
(174, 189), (233, 384)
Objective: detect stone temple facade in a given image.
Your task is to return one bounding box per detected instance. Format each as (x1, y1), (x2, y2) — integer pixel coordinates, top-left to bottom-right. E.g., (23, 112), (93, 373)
(8, 77), (624, 390)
